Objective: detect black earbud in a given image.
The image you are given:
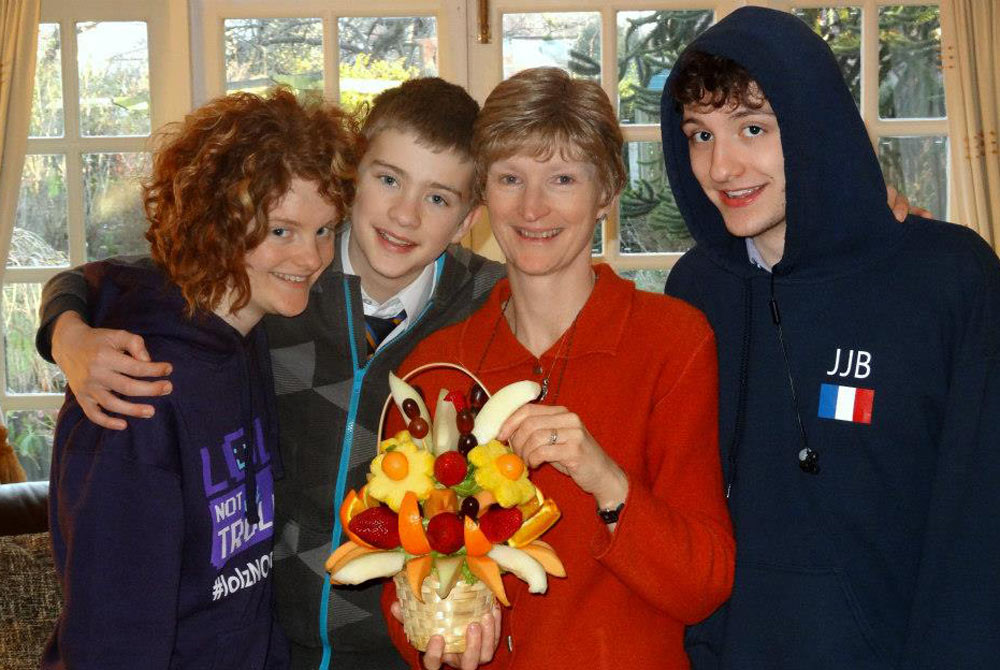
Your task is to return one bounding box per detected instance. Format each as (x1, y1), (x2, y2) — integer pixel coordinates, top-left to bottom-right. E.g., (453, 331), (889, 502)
(798, 448), (820, 474)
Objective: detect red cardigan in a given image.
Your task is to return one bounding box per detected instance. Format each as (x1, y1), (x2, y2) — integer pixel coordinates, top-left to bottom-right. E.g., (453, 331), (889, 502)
(382, 264), (734, 669)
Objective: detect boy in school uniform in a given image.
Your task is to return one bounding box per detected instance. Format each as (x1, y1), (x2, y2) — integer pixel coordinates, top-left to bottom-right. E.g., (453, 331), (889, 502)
(35, 78), (503, 670)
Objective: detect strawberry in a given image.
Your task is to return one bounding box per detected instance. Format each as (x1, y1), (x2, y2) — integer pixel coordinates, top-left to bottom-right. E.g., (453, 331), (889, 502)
(478, 506), (523, 543)
(444, 390), (468, 412)
(426, 512), (465, 554)
(434, 451), (468, 487)
(348, 506), (400, 549)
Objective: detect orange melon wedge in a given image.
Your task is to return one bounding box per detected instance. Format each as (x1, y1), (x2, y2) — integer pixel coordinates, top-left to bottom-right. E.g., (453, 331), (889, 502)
(474, 489), (497, 517)
(423, 488), (458, 518)
(406, 555), (434, 602)
(520, 541), (566, 578)
(398, 491), (431, 555)
(325, 541), (380, 577)
(465, 555), (509, 606)
(463, 515), (493, 557)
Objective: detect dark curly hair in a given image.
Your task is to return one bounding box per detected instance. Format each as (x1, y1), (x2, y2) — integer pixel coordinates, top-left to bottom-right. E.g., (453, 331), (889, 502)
(144, 87), (361, 316)
(669, 50), (766, 112)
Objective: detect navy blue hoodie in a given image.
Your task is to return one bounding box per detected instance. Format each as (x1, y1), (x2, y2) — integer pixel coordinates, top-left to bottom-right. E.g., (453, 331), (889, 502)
(44, 260), (288, 670)
(662, 7), (1000, 669)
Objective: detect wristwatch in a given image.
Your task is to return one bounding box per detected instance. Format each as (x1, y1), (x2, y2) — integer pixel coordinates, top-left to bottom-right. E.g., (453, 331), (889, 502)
(597, 501), (625, 524)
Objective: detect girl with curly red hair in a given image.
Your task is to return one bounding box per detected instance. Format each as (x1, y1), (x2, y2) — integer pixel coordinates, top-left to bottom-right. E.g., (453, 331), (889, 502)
(44, 88), (360, 670)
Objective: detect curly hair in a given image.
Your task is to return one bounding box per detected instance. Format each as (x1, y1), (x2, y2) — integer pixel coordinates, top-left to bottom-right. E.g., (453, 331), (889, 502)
(473, 67), (625, 206)
(669, 50), (766, 112)
(144, 87), (361, 316)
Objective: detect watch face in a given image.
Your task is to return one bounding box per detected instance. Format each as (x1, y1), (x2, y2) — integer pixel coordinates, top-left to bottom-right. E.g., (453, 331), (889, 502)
(598, 502), (624, 524)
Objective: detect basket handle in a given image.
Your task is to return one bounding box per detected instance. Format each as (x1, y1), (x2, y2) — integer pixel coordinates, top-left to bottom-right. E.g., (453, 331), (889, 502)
(377, 362), (491, 444)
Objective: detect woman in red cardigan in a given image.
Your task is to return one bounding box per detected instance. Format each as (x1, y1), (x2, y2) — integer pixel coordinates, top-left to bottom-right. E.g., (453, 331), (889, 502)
(385, 66), (734, 670)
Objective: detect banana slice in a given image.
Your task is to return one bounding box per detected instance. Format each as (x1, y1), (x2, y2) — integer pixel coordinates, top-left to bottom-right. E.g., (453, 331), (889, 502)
(472, 380), (541, 445)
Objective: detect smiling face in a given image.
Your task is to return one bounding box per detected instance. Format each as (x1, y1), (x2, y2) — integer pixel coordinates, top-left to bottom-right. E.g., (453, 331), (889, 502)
(348, 128), (478, 302)
(682, 95), (787, 266)
(485, 148), (610, 279)
(224, 177), (338, 334)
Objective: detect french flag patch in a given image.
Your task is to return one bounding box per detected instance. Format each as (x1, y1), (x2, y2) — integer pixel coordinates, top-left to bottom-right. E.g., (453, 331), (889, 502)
(818, 383), (874, 424)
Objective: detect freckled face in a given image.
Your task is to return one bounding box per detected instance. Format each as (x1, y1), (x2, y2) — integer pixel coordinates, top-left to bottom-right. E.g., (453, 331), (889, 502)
(241, 178), (338, 323)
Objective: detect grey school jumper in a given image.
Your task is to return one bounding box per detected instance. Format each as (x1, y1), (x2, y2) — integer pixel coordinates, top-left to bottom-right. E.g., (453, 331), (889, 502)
(36, 229), (505, 670)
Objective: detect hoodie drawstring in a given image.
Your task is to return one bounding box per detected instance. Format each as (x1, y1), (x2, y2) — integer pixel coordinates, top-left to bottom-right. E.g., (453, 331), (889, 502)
(726, 277), (753, 499)
(769, 273), (818, 474)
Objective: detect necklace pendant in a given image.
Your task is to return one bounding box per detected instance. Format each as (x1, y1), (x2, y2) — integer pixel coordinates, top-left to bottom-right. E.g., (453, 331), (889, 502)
(537, 378), (549, 402)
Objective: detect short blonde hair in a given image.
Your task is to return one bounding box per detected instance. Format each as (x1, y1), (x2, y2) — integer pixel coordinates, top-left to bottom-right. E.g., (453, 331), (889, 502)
(473, 67), (625, 204)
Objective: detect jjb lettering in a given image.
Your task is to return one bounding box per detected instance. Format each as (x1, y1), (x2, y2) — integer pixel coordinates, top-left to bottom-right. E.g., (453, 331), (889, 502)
(826, 348), (871, 380)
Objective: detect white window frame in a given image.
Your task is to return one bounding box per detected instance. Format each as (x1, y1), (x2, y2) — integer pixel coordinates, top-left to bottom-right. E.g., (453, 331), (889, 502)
(774, 0), (950, 217)
(190, 0), (471, 106)
(2, 0), (191, 414)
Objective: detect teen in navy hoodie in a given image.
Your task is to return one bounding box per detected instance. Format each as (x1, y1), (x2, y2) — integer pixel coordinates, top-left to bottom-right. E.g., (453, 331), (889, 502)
(661, 7), (1000, 669)
(43, 88), (360, 670)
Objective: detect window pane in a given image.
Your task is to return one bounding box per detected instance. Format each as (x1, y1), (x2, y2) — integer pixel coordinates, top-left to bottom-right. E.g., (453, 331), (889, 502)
(83, 152), (150, 260)
(878, 6), (945, 119)
(2, 283), (66, 394)
(225, 18), (324, 95)
(11, 155), (68, 268)
(878, 135), (948, 220)
(4, 410), (58, 482)
(618, 268), (669, 293)
(792, 7), (861, 108)
(338, 16), (438, 110)
(620, 141), (691, 254)
(617, 10), (713, 124)
(30, 23), (64, 137)
(592, 223), (602, 255)
(77, 21), (151, 136)
(503, 13), (601, 80)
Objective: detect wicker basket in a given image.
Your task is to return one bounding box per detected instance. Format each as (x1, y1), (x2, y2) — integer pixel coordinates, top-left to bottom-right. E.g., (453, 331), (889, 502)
(383, 362), (495, 654)
(393, 571), (495, 653)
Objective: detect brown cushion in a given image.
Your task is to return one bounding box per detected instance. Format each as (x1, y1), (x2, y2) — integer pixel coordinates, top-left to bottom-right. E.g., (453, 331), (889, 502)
(0, 533), (62, 669)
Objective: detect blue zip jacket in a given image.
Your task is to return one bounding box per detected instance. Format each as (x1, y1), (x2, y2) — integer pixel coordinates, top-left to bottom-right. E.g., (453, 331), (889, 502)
(44, 260), (288, 670)
(661, 7), (1000, 668)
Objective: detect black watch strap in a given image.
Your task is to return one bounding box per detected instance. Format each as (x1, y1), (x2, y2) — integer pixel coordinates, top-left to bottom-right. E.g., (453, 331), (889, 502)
(597, 501), (625, 524)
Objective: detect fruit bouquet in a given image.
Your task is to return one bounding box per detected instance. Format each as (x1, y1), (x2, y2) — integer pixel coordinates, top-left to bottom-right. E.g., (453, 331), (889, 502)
(324, 364), (564, 653)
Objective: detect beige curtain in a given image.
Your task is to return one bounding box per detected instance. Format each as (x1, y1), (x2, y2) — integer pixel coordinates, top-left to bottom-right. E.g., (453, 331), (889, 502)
(940, 0), (1000, 248)
(0, 0), (41, 277)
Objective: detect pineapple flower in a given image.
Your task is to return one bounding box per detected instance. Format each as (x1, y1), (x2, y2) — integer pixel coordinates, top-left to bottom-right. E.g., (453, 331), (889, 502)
(469, 440), (536, 508)
(367, 432), (435, 511)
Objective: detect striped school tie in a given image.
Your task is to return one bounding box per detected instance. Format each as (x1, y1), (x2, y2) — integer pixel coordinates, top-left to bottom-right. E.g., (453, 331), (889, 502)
(365, 309), (405, 359)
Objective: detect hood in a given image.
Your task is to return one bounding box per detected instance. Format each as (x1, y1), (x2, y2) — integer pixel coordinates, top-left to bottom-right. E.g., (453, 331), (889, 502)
(660, 6), (904, 280)
(86, 260), (248, 355)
